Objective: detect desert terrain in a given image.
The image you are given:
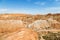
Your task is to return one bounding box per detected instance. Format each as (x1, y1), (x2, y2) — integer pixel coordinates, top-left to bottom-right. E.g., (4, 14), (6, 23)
(0, 13), (60, 40)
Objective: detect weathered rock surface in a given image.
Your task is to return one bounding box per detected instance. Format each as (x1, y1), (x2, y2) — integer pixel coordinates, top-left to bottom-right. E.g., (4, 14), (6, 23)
(0, 14), (60, 40)
(0, 20), (25, 33)
(0, 28), (38, 40)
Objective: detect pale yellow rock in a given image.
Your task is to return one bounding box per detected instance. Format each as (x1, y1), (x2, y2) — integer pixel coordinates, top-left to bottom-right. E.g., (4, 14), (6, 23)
(0, 20), (25, 33)
(28, 20), (50, 31)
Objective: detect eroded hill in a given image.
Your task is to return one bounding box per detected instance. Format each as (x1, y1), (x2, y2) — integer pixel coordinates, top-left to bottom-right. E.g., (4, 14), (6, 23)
(0, 13), (60, 40)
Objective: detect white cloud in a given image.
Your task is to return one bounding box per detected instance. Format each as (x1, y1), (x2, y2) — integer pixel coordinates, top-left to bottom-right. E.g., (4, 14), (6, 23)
(0, 7), (60, 14)
(40, 7), (60, 13)
(45, 7), (60, 11)
(34, 2), (46, 5)
(0, 8), (8, 13)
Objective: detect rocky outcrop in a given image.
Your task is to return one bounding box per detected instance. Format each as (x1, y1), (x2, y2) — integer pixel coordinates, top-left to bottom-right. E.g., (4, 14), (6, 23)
(0, 20), (25, 33)
(0, 28), (38, 40)
(28, 20), (50, 31)
(28, 18), (60, 32)
(0, 13), (60, 40)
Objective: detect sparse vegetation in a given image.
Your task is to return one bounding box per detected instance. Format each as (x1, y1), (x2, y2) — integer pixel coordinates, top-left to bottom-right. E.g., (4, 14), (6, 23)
(42, 32), (60, 40)
(0, 13), (60, 40)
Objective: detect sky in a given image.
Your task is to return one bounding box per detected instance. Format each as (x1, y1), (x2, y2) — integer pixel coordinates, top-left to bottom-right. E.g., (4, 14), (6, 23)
(0, 0), (60, 14)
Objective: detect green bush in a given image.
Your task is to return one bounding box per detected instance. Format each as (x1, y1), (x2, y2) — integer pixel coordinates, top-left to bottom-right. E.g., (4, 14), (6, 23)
(42, 32), (60, 40)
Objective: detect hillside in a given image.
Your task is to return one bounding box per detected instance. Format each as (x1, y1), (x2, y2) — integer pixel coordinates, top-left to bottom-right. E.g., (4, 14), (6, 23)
(0, 13), (60, 40)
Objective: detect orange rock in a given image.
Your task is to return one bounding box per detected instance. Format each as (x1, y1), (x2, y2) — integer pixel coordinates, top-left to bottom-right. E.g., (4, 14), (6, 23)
(51, 23), (60, 29)
(1, 28), (38, 40)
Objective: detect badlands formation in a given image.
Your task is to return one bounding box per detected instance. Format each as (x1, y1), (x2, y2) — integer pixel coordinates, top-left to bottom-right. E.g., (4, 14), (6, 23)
(0, 14), (60, 40)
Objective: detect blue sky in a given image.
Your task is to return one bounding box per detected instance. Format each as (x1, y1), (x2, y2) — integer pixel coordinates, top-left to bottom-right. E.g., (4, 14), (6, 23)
(0, 0), (60, 14)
